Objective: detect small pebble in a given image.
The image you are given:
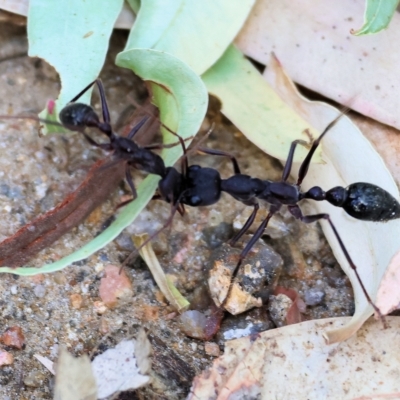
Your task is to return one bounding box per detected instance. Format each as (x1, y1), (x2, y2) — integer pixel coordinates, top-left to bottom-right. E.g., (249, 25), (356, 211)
(0, 351), (13, 366)
(99, 318), (110, 334)
(10, 285), (17, 295)
(99, 265), (133, 307)
(179, 310), (208, 339)
(23, 371), (46, 388)
(0, 183), (10, 196)
(34, 285), (46, 298)
(204, 342), (220, 357)
(268, 294), (293, 327)
(93, 301), (108, 315)
(53, 272), (67, 285)
(304, 287), (325, 306)
(94, 263), (105, 273)
(208, 241), (282, 315)
(70, 293), (83, 309)
(30, 274), (44, 284)
(1, 326), (25, 349)
(190, 342), (198, 352)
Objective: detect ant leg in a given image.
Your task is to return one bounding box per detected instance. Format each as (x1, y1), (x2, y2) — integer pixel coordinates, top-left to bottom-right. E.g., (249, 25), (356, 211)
(177, 203), (186, 217)
(68, 80), (97, 103)
(144, 136), (193, 150)
(287, 205), (386, 327)
(297, 112), (345, 185)
(197, 147), (241, 174)
(221, 207), (279, 308)
(80, 131), (112, 150)
(127, 116), (149, 140)
(93, 79), (110, 125)
(125, 165), (138, 200)
(116, 198), (133, 209)
(281, 140), (308, 181)
(229, 202), (259, 246)
(114, 166), (138, 209)
(145, 141), (181, 150)
(236, 208), (278, 268)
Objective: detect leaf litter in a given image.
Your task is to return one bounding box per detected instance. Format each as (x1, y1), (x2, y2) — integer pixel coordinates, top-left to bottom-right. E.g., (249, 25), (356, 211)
(189, 317), (400, 400)
(39, 329), (152, 399)
(236, 0), (400, 130)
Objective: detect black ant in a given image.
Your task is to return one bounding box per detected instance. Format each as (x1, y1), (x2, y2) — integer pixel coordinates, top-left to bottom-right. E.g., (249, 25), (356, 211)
(58, 79), (185, 200)
(123, 112), (400, 323)
(0, 79), (181, 201)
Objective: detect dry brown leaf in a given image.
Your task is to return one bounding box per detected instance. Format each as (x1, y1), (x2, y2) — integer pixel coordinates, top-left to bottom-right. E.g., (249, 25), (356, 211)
(351, 114), (400, 186)
(91, 338), (151, 398)
(236, 0), (400, 130)
(189, 317), (400, 400)
(54, 347), (97, 400)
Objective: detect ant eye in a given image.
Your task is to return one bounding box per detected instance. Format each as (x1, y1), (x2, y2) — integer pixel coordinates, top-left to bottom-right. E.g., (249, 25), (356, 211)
(190, 196), (201, 206)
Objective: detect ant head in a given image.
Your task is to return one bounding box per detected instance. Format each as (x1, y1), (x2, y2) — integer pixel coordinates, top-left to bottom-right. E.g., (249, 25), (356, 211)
(59, 103), (111, 136)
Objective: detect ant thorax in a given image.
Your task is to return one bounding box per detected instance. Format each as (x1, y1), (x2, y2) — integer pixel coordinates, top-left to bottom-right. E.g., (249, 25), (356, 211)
(259, 181), (300, 206)
(182, 165), (222, 207)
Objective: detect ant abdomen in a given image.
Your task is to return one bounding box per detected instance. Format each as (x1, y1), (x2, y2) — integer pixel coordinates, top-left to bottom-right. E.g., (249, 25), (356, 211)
(327, 183), (400, 221)
(59, 103), (100, 131)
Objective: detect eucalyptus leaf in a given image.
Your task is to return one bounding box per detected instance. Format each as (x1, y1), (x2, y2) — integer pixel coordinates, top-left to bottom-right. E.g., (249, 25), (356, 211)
(28, 0), (124, 132)
(125, 0), (255, 74)
(352, 0), (400, 35)
(0, 49), (207, 275)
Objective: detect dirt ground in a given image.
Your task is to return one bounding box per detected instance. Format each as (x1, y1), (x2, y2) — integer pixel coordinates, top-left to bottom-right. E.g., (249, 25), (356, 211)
(0, 22), (353, 399)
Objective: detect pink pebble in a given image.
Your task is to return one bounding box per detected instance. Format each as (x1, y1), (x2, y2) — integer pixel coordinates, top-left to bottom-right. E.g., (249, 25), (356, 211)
(0, 351), (13, 366)
(99, 265), (133, 307)
(1, 326), (25, 350)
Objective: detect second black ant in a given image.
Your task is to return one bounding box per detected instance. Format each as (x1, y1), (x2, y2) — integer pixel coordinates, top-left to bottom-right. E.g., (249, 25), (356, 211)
(59, 79), (186, 200)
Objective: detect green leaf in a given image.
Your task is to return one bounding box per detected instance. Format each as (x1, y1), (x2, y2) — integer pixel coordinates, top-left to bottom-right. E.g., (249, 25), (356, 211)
(351, 0), (400, 35)
(202, 45), (321, 162)
(126, 0), (141, 14)
(28, 0), (124, 132)
(0, 49), (207, 276)
(125, 0), (256, 74)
